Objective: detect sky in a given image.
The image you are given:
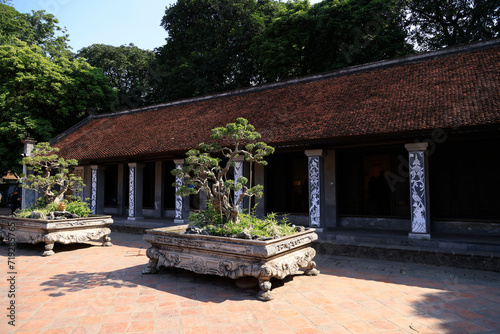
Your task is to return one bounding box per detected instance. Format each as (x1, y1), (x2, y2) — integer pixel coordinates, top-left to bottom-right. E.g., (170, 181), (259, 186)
(12, 0), (323, 53)
(13, 0), (179, 52)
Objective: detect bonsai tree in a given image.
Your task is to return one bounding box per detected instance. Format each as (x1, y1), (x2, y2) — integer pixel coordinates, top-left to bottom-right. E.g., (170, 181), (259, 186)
(173, 118), (274, 224)
(21, 142), (84, 205)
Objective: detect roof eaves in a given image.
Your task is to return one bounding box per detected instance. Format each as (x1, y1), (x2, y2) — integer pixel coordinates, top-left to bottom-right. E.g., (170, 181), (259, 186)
(50, 115), (94, 145)
(49, 38), (500, 146)
(87, 38), (500, 121)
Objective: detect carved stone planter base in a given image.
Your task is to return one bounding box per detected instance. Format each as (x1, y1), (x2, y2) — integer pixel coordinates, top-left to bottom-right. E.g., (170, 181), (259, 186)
(143, 225), (319, 301)
(0, 215), (113, 256)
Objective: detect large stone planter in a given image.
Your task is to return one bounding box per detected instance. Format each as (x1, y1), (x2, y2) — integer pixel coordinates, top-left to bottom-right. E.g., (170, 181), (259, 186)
(143, 225), (319, 301)
(0, 215), (113, 256)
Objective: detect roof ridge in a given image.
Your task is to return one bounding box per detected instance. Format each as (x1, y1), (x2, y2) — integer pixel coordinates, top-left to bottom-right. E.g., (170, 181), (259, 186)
(50, 115), (94, 146)
(90, 38), (500, 120)
(50, 38), (500, 145)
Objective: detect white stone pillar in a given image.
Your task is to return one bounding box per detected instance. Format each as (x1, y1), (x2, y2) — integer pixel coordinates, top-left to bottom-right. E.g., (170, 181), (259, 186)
(174, 159), (190, 224)
(72, 166), (84, 201)
(234, 156), (252, 213)
(90, 165), (106, 215)
(305, 149), (324, 229)
(406, 143), (431, 239)
(21, 137), (37, 209)
(128, 163), (145, 220)
(234, 156), (244, 212)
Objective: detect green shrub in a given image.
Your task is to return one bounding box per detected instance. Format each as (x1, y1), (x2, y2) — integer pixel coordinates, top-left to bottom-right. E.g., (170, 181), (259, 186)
(178, 119), (297, 239)
(189, 204), (296, 239)
(20, 142), (84, 205)
(15, 198), (91, 219)
(65, 199), (91, 217)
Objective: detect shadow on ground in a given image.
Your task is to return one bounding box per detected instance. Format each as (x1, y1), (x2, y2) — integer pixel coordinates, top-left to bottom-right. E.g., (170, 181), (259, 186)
(38, 263), (292, 302)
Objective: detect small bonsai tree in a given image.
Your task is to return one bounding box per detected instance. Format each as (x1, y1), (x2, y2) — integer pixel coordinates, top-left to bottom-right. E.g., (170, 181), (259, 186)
(173, 118), (274, 224)
(21, 142), (84, 205)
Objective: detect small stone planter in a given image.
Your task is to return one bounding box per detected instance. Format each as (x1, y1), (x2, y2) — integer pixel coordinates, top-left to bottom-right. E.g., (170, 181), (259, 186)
(0, 215), (113, 256)
(143, 225), (320, 301)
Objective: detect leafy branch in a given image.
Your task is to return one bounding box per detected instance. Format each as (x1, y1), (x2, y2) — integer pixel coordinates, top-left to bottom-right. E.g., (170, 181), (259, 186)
(172, 118), (274, 224)
(20, 142), (84, 205)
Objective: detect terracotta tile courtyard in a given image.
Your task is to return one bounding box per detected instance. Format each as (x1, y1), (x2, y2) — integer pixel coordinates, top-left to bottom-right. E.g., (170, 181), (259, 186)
(1, 231), (500, 334)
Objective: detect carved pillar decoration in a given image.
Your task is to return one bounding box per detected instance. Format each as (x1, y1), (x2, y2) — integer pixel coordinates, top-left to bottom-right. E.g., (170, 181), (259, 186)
(305, 150), (324, 228)
(128, 163), (145, 220)
(234, 156), (244, 212)
(21, 137), (37, 210)
(405, 142), (431, 240)
(90, 165), (106, 215)
(174, 159), (190, 224)
(234, 156), (251, 213)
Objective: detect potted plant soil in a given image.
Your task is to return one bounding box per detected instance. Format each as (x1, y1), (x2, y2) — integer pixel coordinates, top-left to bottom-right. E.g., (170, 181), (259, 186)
(142, 118), (319, 300)
(0, 143), (112, 256)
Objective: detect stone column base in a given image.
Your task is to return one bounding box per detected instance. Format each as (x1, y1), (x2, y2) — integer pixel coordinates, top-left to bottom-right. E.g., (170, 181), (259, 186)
(409, 233), (431, 240)
(127, 216), (144, 221)
(174, 219), (186, 224)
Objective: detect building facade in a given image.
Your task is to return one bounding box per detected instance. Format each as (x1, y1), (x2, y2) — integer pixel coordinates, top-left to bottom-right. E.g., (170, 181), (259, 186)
(50, 39), (500, 239)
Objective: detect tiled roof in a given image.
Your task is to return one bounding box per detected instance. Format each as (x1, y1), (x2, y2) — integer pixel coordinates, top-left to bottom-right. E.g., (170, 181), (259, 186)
(52, 40), (500, 162)
(2, 170), (19, 180)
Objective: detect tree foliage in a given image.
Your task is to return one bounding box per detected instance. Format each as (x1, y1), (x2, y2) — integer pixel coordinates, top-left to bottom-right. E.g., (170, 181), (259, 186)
(153, 0), (413, 98)
(251, 0), (313, 82)
(253, 0), (412, 81)
(309, 0), (412, 71)
(153, 0), (498, 100)
(0, 5), (117, 175)
(77, 43), (156, 109)
(0, 40), (117, 174)
(154, 0), (283, 102)
(404, 0), (500, 51)
(21, 142), (84, 205)
(0, 4), (71, 58)
(172, 118), (274, 224)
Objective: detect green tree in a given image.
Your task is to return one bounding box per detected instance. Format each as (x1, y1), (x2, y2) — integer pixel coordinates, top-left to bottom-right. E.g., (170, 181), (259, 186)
(251, 0), (313, 82)
(21, 142), (84, 205)
(0, 4), (29, 44)
(305, 0), (412, 73)
(404, 0), (500, 51)
(0, 5), (117, 175)
(0, 4), (71, 58)
(173, 118), (274, 224)
(165, 0), (412, 86)
(77, 43), (156, 109)
(155, 0), (282, 102)
(0, 40), (117, 174)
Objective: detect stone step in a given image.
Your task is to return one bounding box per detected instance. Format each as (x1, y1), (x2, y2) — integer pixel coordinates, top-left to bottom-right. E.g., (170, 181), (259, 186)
(319, 232), (500, 253)
(314, 238), (500, 272)
(109, 218), (500, 272)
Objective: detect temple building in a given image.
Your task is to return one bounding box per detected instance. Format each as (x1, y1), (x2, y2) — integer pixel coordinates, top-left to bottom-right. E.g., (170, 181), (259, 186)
(48, 38), (500, 239)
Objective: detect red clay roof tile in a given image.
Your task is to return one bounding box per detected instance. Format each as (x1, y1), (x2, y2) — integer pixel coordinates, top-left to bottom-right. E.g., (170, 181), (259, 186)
(52, 43), (500, 162)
